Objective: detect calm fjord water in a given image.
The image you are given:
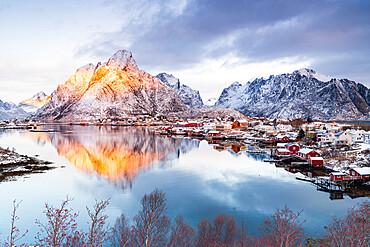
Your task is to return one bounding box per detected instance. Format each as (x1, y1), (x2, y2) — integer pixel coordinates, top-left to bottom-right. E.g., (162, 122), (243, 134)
(0, 125), (368, 244)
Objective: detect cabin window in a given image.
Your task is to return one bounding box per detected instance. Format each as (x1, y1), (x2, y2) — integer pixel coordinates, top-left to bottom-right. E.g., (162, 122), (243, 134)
(337, 176), (341, 178)
(352, 171), (355, 175)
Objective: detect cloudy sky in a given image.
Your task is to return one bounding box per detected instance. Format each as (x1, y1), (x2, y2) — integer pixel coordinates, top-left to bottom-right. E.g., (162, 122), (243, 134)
(0, 0), (369, 103)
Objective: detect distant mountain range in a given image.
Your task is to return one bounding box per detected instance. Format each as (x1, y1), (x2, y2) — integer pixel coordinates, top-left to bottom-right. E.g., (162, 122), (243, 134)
(32, 50), (243, 121)
(0, 91), (50, 120)
(1, 49), (369, 121)
(214, 68), (370, 120)
(0, 100), (28, 120)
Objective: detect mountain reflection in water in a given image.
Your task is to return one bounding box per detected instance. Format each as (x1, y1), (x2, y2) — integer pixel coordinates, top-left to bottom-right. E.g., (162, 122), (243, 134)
(24, 126), (200, 188)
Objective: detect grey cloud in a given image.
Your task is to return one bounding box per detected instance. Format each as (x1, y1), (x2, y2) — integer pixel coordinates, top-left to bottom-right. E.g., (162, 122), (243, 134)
(75, 0), (370, 84)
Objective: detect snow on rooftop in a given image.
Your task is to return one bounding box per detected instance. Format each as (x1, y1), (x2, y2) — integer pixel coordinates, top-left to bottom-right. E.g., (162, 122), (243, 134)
(351, 167), (370, 175)
(309, 157), (323, 160)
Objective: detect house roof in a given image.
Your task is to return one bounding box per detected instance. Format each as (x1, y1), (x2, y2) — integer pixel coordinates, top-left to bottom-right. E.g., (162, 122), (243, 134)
(298, 148), (316, 154)
(309, 157), (323, 161)
(331, 171), (346, 176)
(236, 119), (249, 124)
(351, 167), (370, 175)
(285, 143), (299, 147)
(276, 143), (286, 147)
(335, 131), (345, 137)
(322, 132), (333, 137)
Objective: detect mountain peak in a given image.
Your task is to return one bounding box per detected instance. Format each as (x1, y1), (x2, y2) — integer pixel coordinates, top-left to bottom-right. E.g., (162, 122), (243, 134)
(32, 91), (47, 99)
(77, 63), (95, 71)
(155, 72), (204, 109)
(295, 68), (332, 82)
(20, 91), (51, 109)
(107, 50), (138, 70)
(156, 73), (180, 90)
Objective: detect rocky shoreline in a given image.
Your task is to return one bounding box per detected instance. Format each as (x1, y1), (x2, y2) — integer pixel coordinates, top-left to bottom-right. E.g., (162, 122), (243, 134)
(0, 147), (54, 182)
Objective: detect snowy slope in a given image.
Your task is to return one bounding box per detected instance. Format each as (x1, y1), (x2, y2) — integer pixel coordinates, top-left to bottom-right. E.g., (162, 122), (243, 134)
(156, 73), (204, 109)
(19, 91), (51, 112)
(0, 100), (29, 120)
(215, 68), (370, 120)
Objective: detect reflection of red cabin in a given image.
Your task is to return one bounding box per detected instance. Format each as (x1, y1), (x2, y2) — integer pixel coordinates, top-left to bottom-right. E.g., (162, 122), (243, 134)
(286, 144), (300, 154)
(330, 192), (344, 200)
(349, 168), (370, 180)
(308, 157), (324, 166)
(274, 148), (290, 157)
(295, 149), (320, 160)
(192, 130), (205, 136)
(330, 172), (346, 181)
(208, 131), (221, 137)
(231, 145), (242, 154)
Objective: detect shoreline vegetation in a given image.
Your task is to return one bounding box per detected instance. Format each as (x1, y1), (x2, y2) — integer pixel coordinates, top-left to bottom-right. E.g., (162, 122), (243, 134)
(2, 189), (369, 246)
(0, 146), (54, 183)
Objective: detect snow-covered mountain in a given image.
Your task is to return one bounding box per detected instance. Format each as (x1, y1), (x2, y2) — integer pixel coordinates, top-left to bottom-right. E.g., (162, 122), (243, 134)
(204, 97), (217, 107)
(21, 91), (51, 108)
(19, 91), (51, 113)
(215, 68), (370, 120)
(156, 73), (203, 109)
(34, 50), (188, 120)
(0, 100), (29, 120)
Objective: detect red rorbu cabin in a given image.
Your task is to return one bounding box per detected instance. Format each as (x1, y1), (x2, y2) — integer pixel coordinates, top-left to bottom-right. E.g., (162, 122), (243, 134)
(330, 172), (346, 181)
(285, 143), (300, 155)
(185, 121), (201, 127)
(348, 167), (370, 180)
(273, 148), (291, 157)
(308, 157), (324, 166)
(295, 148), (320, 160)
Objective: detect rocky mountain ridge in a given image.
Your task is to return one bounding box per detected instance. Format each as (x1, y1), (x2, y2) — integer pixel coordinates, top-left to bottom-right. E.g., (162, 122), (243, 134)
(155, 73), (203, 109)
(215, 68), (370, 120)
(0, 100), (28, 120)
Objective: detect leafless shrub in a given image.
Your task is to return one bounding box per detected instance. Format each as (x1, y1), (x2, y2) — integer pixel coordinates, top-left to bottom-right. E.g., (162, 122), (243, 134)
(86, 199), (111, 246)
(111, 214), (132, 247)
(261, 205), (306, 247)
(132, 188), (171, 247)
(195, 213), (238, 246)
(35, 196), (78, 247)
(5, 200), (28, 247)
(322, 201), (369, 247)
(168, 215), (195, 247)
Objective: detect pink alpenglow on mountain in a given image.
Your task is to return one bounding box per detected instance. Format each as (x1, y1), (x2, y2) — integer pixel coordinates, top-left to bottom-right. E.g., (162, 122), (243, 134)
(21, 91), (51, 108)
(34, 50), (188, 120)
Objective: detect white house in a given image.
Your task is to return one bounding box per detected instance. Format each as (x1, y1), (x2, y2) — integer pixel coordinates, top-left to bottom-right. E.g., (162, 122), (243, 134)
(214, 123), (232, 131)
(319, 132), (335, 145)
(348, 129), (364, 143)
(334, 131), (352, 146)
(301, 123), (315, 132)
(257, 125), (274, 132)
(276, 124), (293, 133)
(363, 131), (370, 144)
